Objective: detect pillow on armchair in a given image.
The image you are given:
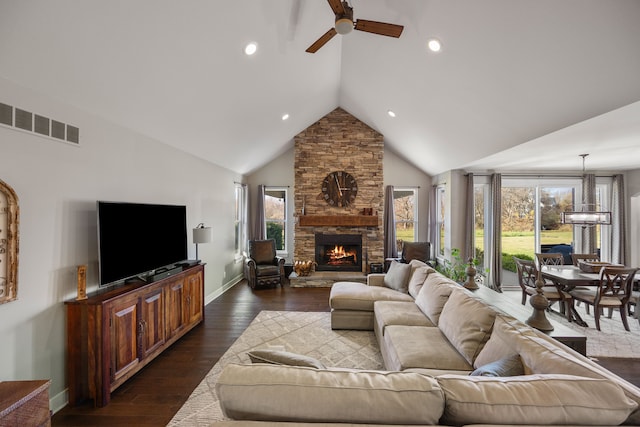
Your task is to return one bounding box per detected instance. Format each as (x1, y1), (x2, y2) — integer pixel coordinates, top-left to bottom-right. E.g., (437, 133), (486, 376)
(401, 241), (431, 264)
(250, 239), (277, 264)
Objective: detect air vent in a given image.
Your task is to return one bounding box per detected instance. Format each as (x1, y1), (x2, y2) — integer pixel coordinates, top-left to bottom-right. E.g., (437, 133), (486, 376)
(0, 103), (12, 126)
(0, 101), (80, 145)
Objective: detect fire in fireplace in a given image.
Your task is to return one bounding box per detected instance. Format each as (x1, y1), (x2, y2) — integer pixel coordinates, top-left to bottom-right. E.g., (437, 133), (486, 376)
(315, 233), (362, 272)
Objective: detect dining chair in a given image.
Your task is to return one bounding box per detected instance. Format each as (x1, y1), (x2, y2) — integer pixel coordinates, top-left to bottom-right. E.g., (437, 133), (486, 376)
(569, 266), (639, 331)
(535, 252), (564, 269)
(513, 256), (572, 321)
(571, 253), (600, 267)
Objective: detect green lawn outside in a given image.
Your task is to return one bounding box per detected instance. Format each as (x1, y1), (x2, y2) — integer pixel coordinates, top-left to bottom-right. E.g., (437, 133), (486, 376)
(476, 230), (573, 258)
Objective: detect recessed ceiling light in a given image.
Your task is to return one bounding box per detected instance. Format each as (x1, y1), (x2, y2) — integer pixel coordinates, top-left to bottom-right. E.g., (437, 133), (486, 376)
(282, 113), (290, 121)
(427, 38), (442, 52)
(387, 110), (396, 118)
(244, 42), (258, 56)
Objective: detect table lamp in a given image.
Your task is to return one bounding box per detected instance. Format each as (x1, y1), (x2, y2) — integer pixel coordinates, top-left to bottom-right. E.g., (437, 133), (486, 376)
(193, 223), (212, 260)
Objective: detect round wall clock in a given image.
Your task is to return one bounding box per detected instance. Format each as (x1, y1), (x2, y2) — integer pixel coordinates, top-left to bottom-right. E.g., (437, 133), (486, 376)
(321, 171), (358, 207)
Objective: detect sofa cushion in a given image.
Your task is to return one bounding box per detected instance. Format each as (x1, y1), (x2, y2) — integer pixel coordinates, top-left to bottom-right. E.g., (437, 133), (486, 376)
(383, 261), (411, 293)
(373, 300), (434, 340)
(330, 282), (413, 313)
(414, 274), (457, 325)
(473, 315), (519, 369)
(437, 374), (638, 426)
(382, 325), (472, 372)
(479, 313), (640, 424)
(469, 354), (524, 377)
(407, 265), (435, 299)
(438, 291), (496, 365)
(217, 363), (445, 425)
(247, 349), (325, 369)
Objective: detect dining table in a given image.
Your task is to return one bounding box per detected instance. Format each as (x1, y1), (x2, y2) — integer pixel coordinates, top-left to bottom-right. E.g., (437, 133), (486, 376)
(540, 265), (640, 327)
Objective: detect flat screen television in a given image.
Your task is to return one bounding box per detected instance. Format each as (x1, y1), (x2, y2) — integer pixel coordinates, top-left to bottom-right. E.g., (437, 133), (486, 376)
(97, 201), (188, 287)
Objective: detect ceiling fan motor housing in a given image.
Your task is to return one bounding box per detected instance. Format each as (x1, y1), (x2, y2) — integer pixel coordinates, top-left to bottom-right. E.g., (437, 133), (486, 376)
(335, 3), (354, 34)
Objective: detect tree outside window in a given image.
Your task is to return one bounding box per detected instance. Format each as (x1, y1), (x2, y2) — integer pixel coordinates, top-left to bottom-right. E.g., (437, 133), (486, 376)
(264, 187), (287, 252)
(394, 188), (418, 251)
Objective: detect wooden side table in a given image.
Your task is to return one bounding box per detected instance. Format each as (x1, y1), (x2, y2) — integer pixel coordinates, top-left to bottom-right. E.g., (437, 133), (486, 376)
(0, 380), (51, 427)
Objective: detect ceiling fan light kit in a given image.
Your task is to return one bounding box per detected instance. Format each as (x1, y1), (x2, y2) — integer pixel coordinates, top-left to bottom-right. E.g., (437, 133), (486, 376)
(306, 0), (404, 53)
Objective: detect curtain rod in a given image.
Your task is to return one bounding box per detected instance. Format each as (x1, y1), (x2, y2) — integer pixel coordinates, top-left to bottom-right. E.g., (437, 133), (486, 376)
(468, 173), (613, 179)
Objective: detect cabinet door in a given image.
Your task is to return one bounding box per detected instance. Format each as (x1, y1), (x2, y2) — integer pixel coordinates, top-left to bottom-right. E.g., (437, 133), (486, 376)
(165, 278), (185, 338)
(140, 285), (165, 358)
(109, 295), (140, 381)
(184, 271), (203, 326)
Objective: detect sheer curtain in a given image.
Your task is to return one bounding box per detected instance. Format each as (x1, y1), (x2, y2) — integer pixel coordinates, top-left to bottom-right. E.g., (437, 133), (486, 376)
(611, 174), (626, 265)
(487, 173), (502, 291)
(464, 173), (475, 262)
(383, 185), (398, 259)
(581, 173), (597, 255)
(427, 185), (437, 260)
(250, 184), (266, 240)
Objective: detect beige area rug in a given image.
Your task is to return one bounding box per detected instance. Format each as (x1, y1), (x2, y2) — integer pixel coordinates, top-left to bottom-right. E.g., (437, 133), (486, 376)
(169, 301), (639, 425)
(168, 310), (383, 426)
(501, 289), (640, 358)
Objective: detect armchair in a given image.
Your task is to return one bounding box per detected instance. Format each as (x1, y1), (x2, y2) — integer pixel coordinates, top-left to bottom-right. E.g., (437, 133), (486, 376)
(244, 239), (285, 289)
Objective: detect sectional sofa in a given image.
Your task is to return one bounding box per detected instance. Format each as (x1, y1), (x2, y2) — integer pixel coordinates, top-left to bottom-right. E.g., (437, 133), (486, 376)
(214, 260), (640, 426)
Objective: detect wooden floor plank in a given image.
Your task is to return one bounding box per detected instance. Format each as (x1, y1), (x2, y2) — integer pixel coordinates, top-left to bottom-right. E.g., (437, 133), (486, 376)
(52, 280), (640, 426)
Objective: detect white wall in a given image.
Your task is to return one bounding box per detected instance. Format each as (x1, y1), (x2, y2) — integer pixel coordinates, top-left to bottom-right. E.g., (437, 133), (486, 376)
(627, 169), (640, 268)
(0, 78), (242, 412)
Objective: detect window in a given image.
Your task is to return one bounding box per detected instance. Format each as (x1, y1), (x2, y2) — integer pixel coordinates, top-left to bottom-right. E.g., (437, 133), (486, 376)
(264, 187), (287, 253)
(436, 186), (446, 257)
(393, 188), (418, 248)
(474, 183), (487, 272)
(234, 184), (247, 260)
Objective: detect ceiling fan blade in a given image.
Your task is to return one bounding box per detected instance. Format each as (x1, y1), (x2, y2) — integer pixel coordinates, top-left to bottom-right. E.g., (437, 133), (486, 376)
(354, 19), (404, 38)
(306, 28), (337, 53)
(327, 0), (346, 16)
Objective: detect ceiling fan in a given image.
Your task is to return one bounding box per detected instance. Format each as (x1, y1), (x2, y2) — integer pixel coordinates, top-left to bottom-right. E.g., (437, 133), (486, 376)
(306, 0), (404, 53)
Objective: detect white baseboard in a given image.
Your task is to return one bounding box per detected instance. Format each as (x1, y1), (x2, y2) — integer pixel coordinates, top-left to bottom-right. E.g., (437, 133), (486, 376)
(205, 274), (243, 305)
(50, 388), (68, 415)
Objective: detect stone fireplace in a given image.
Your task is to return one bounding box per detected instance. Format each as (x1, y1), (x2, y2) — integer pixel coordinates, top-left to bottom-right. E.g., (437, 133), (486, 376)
(292, 107), (384, 285)
(315, 233), (362, 272)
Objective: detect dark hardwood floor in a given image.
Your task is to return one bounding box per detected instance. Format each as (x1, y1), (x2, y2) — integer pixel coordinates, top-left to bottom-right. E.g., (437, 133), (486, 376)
(52, 280), (640, 426)
(52, 280), (331, 426)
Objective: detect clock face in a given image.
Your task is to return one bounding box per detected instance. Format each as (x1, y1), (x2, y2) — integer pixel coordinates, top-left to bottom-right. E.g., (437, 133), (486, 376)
(321, 171), (358, 207)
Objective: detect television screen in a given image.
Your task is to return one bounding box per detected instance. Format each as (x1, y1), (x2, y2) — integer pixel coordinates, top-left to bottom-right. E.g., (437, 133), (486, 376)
(97, 201), (188, 286)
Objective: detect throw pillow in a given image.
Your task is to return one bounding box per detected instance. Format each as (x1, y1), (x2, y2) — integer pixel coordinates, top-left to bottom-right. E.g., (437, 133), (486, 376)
(384, 261), (411, 293)
(247, 349), (326, 369)
(470, 354), (524, 377)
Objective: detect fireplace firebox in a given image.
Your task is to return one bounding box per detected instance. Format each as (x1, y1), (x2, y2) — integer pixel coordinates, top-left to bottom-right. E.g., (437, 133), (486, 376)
(315, 233), (362, 272)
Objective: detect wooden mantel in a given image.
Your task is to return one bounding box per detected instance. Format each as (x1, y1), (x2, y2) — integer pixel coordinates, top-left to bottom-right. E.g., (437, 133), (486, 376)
(299, 215), (378, 227)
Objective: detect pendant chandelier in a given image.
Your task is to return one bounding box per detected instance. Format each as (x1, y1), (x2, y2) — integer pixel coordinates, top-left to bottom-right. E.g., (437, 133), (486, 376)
(560, 154), (611, 226)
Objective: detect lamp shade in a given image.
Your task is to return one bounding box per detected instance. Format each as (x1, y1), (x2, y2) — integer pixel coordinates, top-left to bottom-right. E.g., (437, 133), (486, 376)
(193, 225), (212, 244)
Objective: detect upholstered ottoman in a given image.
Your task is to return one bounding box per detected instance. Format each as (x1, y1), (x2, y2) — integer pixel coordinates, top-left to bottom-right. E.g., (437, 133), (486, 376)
(329, 281), (413, 330)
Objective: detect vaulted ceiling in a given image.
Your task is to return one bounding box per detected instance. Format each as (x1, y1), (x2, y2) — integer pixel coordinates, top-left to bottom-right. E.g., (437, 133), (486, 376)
(2, 0), (640, 176)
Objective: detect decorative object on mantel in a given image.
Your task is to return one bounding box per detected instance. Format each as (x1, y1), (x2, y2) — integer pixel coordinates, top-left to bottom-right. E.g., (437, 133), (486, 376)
(0, 178), (19, 304)
(526, 271), (554, 331)
(463, 258), (479, 290)
(293, 260), (316, 277)
(76, 265), (87, 300)
(321, 171), (358, 208)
